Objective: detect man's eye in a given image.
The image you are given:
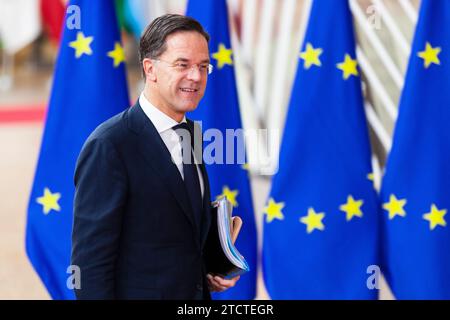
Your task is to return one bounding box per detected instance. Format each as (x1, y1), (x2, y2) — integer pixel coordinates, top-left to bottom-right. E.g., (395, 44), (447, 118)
(175, 63), (189, 69)
(199, 65), (208, 71)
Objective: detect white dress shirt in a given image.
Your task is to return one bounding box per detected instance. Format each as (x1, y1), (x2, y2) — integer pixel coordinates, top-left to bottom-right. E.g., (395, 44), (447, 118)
(139, 92), (204, 197)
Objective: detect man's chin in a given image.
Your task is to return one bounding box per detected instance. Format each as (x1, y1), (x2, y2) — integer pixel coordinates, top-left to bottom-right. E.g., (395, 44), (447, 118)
(179, 103), (200, 113)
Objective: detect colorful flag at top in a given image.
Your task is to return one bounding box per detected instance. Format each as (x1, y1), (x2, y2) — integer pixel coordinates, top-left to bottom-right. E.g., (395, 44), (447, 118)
(25, 0), (129, 299)
(40, 0), (66, 44)
(262, 0), (380, 299)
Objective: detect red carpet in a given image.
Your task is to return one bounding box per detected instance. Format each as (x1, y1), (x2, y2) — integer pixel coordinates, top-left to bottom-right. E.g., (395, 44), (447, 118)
(0, 106), (46, 124)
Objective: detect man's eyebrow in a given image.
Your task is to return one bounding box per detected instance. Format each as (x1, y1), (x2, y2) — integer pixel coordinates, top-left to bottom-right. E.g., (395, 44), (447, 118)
(173, 58), (189, 62)
(173, 57), (210, 64)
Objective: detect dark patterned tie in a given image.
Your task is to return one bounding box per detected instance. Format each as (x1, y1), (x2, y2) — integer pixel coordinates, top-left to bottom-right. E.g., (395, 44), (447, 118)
(172, 122), (203, 232)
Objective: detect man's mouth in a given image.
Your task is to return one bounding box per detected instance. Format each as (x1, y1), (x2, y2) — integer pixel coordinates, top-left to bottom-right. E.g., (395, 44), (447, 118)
(180, 88), (198, 93)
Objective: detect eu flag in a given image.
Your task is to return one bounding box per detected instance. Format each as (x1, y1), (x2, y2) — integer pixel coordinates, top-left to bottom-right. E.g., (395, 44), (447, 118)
(262, 0), (379, 299)
(25, 0), (129, 299)
(186, 0), (258, 299)
(380, 0), (450, 299)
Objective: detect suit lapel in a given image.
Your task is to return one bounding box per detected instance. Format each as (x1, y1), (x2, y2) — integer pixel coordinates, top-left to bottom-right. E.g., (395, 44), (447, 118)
(127, 102), (200, 244)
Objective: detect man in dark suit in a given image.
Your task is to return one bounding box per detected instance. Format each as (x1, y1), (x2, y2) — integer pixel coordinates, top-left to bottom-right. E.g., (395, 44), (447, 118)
(71, 14), (240, 300)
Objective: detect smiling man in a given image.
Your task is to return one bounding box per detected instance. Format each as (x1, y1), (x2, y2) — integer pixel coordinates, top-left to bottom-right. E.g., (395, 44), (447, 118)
(71, 14), (239, 300)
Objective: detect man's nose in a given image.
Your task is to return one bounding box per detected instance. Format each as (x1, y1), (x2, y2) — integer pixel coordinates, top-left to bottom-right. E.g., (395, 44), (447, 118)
(186, 65), (202, 81)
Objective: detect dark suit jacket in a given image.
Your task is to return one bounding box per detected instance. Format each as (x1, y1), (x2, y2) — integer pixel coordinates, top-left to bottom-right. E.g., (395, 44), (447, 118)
(71, 101), (212, 300)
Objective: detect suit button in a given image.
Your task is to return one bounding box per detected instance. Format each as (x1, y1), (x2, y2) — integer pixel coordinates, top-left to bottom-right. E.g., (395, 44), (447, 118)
(196, 283), (203, 291)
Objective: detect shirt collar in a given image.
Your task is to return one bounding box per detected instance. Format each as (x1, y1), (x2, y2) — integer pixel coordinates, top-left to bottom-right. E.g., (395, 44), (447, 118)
(139, 92), (187, 134)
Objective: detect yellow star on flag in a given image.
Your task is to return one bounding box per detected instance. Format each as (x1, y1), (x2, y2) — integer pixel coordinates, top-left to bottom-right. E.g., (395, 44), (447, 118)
(339, 195), (364, 221)
(383, 194), (407, 220)
(300, 207), (325, 234)
(423, 204), (447, 230)
(36, 187), (61, 215)
(241, 163), (250, 171)
(69, 31), (94, 58)
(299, 43), (323, 69)
(337, 54), (359, 79)
(263, 198), (285, 223)
(107, 42), (126, 67)
(212, 43), (233, 69)
(216, 186), (239, 207)
(418, 42), (441, 68)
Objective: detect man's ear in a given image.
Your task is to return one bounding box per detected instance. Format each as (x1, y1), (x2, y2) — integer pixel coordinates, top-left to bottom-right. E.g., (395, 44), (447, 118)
(143, 58), (157, 82)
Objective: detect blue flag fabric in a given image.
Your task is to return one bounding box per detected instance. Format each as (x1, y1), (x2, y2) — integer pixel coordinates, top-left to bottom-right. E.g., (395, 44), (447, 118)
(380, 0), (450, 299)
(262, 0), (379, 299)
(25, 0), (129, 299)
(186, 0), (258, 299)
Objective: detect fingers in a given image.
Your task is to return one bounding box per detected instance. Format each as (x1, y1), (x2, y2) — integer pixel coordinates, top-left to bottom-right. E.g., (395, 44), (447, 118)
(206, 274), (240, 292)
(215, 275), (240, 287)
(207, 274), (226, 292)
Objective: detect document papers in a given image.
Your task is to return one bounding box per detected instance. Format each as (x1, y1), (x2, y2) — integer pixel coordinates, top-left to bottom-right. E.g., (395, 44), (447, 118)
(204, 197), (250, 279)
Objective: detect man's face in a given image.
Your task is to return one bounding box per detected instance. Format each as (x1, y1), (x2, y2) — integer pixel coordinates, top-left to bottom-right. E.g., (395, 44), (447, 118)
(151, 31), (209, 117)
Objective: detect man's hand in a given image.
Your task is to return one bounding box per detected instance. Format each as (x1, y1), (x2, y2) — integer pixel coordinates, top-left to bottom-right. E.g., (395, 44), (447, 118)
(207, 273), (240, 292)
